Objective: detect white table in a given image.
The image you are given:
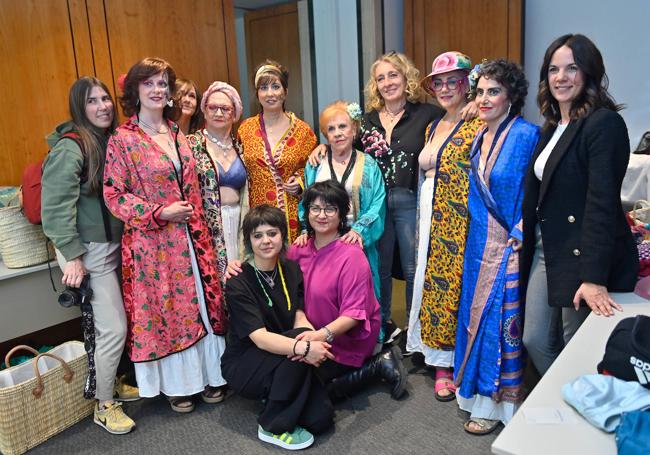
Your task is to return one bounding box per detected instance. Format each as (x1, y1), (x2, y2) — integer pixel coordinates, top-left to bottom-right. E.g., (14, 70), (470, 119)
(0, 259), (79, 343)
(492, 293), (650, 455)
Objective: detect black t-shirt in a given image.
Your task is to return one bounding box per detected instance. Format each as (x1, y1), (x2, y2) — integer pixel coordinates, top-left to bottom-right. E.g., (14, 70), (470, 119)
(357, 101), (444, 192)
(222, 259), (304, 361)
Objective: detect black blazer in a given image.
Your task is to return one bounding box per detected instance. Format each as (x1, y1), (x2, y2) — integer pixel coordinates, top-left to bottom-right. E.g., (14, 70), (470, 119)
(521, 108), (638, 308)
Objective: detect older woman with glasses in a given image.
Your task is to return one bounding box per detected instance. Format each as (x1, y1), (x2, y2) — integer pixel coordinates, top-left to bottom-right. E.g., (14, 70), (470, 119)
(296, 100), (385, 300)
(188, 81), (248, 284)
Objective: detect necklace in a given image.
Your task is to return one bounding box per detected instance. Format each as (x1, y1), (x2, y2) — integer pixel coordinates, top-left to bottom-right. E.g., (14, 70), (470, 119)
(204, 129), (233, 156)
(383, 102), (406, 124)
(252, 260), (292, 310)
(256, 266), (278, 288)
(138, 117), (169, 134)
(327, 147), (357, 187)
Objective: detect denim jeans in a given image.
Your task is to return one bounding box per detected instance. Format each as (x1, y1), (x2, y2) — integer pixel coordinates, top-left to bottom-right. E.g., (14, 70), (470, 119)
(522, 231), (590, 375)
(378, 187), (417, 328)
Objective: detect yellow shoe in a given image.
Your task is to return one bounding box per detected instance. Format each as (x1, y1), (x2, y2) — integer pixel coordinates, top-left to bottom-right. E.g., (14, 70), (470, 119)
(113, 376), (141, 402)
(94, 402), (135, 435)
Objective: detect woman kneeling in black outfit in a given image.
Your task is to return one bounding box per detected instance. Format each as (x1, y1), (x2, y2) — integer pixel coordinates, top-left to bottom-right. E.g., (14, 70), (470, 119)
(221, 205), (334, 450)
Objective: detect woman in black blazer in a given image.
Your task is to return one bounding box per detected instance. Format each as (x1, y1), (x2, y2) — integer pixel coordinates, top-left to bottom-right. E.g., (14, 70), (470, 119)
(521, 34), (638, 375)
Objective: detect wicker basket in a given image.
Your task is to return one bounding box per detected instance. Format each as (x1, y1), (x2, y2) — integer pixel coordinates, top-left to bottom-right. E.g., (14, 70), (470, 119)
(0, 343), (93, 455)
(0, 202), (53, 268)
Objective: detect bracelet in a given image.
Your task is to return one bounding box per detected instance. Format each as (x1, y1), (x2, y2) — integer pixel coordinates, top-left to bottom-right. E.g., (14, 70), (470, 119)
(292, 339), (300, 356)
(323, 326), (334, 343)
(302, 340), (311, 358)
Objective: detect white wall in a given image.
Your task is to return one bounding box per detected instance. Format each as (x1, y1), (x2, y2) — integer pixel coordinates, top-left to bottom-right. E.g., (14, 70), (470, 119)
(312, 0), (361, 136)
(523, 0), (650, 148)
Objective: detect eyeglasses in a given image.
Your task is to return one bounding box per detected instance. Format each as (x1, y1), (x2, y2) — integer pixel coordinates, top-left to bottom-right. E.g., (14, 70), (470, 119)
(431, 78), (462, 92)
(309, 205), (338, 217)
(206, 104), (234, 115)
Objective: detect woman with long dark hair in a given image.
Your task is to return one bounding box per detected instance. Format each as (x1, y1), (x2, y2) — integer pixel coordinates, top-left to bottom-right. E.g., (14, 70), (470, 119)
(42, 77), (138, 434)
(104, 57), (228, 413)
(521, 34), (638, 375)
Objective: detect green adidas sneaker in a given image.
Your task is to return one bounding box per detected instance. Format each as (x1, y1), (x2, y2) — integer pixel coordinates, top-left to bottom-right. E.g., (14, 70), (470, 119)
(257, 425), (314, 450)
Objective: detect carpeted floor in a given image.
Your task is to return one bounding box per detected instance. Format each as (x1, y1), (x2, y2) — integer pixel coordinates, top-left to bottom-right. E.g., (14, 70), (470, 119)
(29, 354), (499, 455)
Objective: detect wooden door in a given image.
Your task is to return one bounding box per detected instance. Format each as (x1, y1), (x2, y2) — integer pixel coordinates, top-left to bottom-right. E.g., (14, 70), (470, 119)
(90, 0), (239, 122)
(245, 2), (303, 118)
(0, 0), (89, 186)
(404, 0), (523, 90)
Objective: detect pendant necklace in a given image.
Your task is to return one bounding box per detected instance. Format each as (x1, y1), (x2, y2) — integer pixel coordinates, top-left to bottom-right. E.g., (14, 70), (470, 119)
(204, 129), (233, 157)
(138, 117), (169, 134)
(252, 260), (292, 310)
(383, 102), (406, 124)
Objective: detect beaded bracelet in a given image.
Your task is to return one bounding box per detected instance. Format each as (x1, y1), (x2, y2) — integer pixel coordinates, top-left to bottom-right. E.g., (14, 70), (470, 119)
(303, 340), (311, 358)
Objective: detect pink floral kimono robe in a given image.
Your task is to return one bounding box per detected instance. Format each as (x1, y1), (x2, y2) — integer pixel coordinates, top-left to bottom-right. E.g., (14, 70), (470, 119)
(104, 117), (227, 363)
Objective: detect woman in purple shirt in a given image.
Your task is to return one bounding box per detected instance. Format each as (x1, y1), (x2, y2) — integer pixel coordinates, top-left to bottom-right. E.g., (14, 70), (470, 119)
(288, 180), (407, 399)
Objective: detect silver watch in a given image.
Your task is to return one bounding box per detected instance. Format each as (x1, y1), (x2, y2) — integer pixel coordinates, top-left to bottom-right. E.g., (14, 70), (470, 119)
(323, 326), (334, 343)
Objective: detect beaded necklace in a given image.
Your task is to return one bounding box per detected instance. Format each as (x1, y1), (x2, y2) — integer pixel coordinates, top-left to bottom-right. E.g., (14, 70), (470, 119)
(253, 260), (292, 310)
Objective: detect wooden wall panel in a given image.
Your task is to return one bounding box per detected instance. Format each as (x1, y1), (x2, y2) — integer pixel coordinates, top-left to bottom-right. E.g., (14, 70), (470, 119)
(99, 0), (236, 117)
(245, 2), (302, 118)
(405, 0), (522, 86)
(0, 0), (79, 186)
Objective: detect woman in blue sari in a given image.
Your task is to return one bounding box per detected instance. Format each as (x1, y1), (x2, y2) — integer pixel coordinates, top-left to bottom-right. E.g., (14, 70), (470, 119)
(454, 60), (539, 435)
(296, 100), (386, 300)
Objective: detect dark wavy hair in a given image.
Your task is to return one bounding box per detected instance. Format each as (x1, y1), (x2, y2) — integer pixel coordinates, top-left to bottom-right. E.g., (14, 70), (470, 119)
(120, 57), (180, 120)
(68, 77), (118, 193)
(242, 205), (288, 257)
(537, 34), (621, 129)
(302, 180), (350, 237)
(175, 78), (204, 134)
(471, 59), (528, 116)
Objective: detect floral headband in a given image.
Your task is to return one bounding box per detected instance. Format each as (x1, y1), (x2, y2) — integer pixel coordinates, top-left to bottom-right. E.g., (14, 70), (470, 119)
(347, 102), (362, 121)
(468, 60), (488, 92)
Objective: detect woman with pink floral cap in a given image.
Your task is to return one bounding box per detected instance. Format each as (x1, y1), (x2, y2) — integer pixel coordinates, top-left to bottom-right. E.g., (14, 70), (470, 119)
(187, 81), (249, 283)
(406, 51), (483, 402)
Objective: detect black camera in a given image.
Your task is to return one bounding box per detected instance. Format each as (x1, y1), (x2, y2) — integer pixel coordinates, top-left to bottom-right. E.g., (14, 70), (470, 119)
(58, 275), (93, 308)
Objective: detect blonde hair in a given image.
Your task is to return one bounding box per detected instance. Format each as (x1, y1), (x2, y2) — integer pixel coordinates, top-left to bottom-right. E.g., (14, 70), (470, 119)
(364, 52), (424, 112)
(318, 100), (359, 137)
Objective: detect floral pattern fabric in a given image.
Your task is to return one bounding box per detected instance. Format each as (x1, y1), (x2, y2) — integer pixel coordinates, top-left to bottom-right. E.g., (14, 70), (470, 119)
(237, 112), (317, 241)
(104, 117), (227, 363)
(187, 131), (246, 286)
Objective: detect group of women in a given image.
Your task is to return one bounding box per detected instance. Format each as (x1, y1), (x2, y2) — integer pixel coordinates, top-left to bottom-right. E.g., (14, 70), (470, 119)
(39, 31), (638, 450)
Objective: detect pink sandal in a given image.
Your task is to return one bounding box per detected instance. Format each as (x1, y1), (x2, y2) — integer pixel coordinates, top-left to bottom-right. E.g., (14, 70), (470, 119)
(434, 368), (457, 402)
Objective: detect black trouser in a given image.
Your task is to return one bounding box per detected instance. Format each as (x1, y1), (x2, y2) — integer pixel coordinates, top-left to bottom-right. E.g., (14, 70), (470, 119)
(223, 328), (334, 435)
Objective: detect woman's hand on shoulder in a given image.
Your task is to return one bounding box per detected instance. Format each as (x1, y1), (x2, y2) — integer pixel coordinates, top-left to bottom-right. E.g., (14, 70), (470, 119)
(62, 258), (87, 288)
(573, 282), (623, 316)
(293, 233), (309, 247)
(460, 100), (479, 121)
(225, 259), (243, 279)
(308, 144), (327, 166)
(340, 229), (363, 248)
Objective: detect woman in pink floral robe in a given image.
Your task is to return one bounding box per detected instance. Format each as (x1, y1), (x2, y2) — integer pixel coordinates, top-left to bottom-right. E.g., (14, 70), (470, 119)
(104, 57), (227, 413)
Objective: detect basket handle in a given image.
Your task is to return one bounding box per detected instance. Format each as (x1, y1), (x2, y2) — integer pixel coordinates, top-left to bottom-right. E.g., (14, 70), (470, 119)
(4, 345), (40, 368)
(31, 352), (75, 398)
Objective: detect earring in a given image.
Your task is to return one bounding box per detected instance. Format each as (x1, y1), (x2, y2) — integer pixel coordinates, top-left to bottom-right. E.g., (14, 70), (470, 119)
(167, 98), (173, 108)
(136, 99), (140, 106)
(507, 103), (512, 116)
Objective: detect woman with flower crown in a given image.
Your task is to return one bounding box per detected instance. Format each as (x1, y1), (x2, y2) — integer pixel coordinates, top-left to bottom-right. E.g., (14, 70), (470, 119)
(295, 100), (385, 300)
